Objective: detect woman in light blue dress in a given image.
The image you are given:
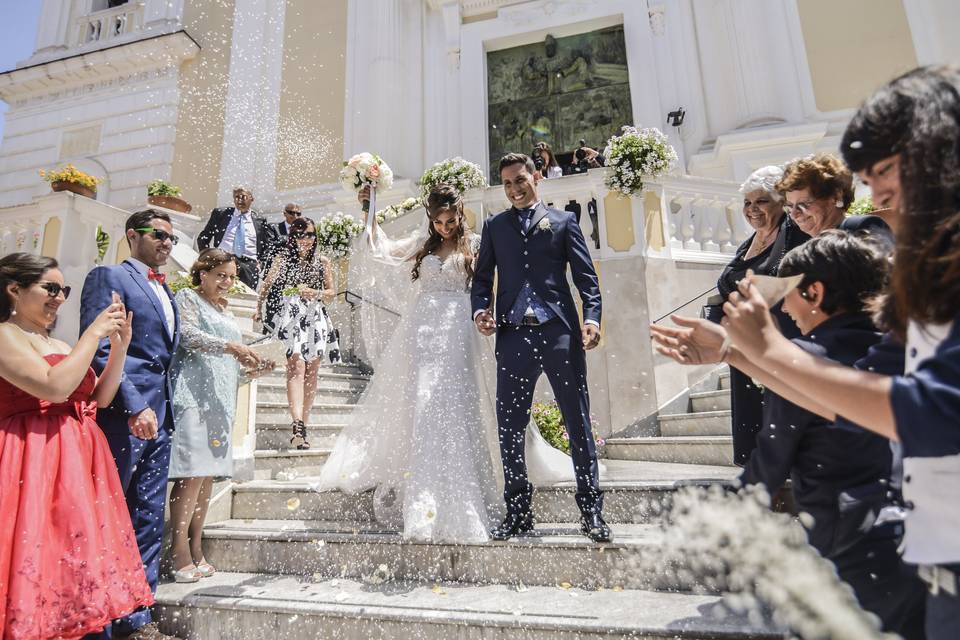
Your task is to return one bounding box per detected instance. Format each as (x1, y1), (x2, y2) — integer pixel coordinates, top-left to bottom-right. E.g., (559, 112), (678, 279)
(167, 249), (267, 582)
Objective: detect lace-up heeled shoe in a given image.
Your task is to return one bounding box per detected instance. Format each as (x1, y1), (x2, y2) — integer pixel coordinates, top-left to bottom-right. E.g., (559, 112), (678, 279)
(290, 420), (310, 450)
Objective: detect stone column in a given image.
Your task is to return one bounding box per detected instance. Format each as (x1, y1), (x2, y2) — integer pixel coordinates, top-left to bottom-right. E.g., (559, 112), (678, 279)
(34, 0), (74, 55)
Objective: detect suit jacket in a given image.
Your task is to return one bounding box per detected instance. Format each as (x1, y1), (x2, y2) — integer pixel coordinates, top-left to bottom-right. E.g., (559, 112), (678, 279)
(739, 313), (893, 557)
(79, 261), (181, 434)
(197, 207), (277, 261)
(471, 202), (601, 332)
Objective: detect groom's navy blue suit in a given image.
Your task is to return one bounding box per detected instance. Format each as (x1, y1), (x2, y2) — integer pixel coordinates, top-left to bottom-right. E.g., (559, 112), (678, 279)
(80, 259), (180, 636)
(472, 202), (603, 516)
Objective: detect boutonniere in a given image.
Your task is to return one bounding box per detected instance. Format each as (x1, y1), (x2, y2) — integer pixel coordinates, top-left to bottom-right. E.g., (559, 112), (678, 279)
(536, 218), (552, 233)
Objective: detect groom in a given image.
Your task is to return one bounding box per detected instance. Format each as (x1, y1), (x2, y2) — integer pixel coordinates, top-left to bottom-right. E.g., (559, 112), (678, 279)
(472, 152), (610, 542)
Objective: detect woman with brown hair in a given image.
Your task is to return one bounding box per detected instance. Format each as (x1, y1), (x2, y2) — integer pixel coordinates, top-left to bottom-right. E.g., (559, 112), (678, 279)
(256, 217), (337, 449)
(167, 248), (267, 582)
(778, 153), (891, 239)
(316, 183), (575, 543)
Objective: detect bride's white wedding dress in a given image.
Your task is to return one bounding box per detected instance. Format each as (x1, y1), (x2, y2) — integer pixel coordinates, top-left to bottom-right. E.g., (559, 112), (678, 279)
(315, 223), (578, 543)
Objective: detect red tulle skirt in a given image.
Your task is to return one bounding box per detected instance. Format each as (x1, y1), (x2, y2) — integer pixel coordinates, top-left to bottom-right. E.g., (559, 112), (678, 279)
(0, 359), (153, 639)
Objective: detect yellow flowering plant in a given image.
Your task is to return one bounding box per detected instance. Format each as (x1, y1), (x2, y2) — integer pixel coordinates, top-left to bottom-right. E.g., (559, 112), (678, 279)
(39, 164), (102, 189)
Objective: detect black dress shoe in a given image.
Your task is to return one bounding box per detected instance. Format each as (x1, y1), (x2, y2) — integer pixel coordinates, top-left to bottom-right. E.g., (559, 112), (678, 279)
(580, 513), (612, 543)
(490, 512), (534, 540)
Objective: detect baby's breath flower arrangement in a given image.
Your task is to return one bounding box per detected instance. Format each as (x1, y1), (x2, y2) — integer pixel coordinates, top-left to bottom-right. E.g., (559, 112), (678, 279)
(373, 158), (488, 224)
(846, 196), (875, 216)
(315, 211), (365, 259)
(603, 126), (677, 197)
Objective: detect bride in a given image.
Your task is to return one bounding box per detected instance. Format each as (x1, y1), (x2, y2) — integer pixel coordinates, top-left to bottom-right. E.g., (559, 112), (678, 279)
(316, 184), (580, 543)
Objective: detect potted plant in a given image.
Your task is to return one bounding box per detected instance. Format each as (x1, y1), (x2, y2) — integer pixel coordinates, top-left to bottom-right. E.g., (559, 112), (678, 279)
(39, 164), (102, 198)
(147, 179), (192, 213)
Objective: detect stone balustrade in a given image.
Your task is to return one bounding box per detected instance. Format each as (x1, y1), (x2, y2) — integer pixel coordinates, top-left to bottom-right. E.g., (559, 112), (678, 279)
(73, 1), (145, 47)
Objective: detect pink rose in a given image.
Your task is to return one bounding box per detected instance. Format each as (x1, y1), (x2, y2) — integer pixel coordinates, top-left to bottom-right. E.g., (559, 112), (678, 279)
(368, 165), (381, 179)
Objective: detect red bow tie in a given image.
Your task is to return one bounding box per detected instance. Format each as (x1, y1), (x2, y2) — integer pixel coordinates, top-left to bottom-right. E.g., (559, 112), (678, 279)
(147, 269), (166, 285)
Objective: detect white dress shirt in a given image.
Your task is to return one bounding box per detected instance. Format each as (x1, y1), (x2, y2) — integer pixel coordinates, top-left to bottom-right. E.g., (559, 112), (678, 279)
(126, 257), (176, 338)
(218, 208), (258, 260)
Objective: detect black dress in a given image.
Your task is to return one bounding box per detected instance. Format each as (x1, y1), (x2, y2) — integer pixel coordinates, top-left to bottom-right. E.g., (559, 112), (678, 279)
(704, 215), (809, 466)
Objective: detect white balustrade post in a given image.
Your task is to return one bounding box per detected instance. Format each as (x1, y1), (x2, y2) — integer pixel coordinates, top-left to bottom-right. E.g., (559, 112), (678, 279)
(698, 197), (721, 253)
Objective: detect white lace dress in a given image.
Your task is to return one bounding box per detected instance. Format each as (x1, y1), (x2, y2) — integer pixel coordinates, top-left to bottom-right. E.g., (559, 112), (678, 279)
(316, 227), (578, 543)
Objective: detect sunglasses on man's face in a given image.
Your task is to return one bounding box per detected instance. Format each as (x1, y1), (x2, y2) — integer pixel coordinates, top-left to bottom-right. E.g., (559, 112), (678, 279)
(38, 282), (71, 300)
(135, 227), (179, 245)
(284, 210), (302, 217)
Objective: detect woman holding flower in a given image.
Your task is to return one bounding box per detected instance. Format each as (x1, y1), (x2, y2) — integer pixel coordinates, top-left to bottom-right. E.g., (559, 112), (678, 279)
(255, 217), (336, 449)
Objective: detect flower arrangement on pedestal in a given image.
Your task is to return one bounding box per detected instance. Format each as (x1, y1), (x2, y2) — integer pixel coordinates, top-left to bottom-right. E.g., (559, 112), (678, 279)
(147, 179), (192, 213)
(315, 212), (365, 259)
(603, 126), (678, 197)
(375, 157), (488, 223)
(531, 401), (605, 455)
(39, 164), (102, 198)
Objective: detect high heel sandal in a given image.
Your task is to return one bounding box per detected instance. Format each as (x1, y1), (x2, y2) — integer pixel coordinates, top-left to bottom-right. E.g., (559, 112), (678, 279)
(290, 420), (310, 450)
(173, 565), (203, 583)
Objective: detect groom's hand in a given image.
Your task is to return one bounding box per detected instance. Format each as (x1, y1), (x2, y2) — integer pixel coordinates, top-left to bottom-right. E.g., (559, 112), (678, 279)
(475, 310), (496, 336)
(582, 324), (600, 350)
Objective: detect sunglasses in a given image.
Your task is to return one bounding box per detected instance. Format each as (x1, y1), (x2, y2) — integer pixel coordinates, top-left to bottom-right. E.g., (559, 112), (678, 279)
(284, 210), (302, 217)
(291, 231), (317, 239)
(135, 227), (179, 245)
(38, 282), (71, 300)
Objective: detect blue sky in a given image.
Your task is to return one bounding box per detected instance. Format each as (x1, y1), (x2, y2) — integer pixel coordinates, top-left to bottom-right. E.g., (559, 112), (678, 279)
(0, 2), (42, 141)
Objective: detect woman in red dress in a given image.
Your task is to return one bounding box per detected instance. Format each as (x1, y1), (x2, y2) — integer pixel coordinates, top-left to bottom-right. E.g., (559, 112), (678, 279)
(0, 253), (154, 639)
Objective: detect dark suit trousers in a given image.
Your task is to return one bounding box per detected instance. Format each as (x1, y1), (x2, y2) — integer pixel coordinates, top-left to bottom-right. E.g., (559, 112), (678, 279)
(101, 424), (173, 634)
(236, 256), (260, 289)
(495, 320), (602, 516)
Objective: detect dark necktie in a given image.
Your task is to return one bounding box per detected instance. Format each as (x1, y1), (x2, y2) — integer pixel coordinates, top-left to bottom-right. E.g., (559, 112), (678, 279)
(518, 208), (533, 234)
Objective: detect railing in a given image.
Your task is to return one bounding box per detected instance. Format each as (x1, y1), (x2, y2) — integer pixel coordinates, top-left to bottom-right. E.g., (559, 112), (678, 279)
(438, 169), (745, 265)
(73, 1), (145, 47)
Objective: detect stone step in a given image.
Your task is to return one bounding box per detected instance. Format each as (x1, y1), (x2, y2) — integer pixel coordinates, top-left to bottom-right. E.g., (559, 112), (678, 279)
(156, 572), (786, 640)
(256, 401), (358, 424)
(604, 437), (735, 467)
(201, 520), (688, 591)
(256, 382), (366, 404)
(255, 423), (346, 450)
(658, 411), (731, 437)
(254, 449), (332, 480)
(258, 370), (370, 386)
(689, 389), (731, 413)
(230, 478), (733, 525)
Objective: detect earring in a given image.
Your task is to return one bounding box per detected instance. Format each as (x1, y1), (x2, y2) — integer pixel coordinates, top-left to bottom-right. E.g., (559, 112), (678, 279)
(836, 199), (844, 208)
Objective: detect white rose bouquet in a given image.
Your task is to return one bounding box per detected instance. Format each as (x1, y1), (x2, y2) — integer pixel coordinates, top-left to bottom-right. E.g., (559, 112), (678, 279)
(603, 126), (678, 197)
(340, 152), (394, 216)
(314, 211), (365, 259)
(417, 156), (487, 199)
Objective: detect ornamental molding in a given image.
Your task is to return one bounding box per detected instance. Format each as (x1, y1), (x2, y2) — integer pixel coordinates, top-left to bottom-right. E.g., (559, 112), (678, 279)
(425, 0), (529, 19)
(0, 31), (199, 106)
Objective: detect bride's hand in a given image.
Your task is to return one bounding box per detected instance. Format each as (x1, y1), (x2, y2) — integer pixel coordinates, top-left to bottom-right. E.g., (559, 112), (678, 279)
(475, 310), (496, 336)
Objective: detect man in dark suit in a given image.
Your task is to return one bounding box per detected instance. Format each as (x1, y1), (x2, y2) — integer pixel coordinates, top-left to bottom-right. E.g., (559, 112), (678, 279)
(471, 152), (609, 543)
(276, 202), (302, 238)
(197, 186), (277, 289)
(80, 209), (183, 640)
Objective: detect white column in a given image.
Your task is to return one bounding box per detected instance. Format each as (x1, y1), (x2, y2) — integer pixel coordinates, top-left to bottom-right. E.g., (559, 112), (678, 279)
(143, 0), (186, 31)
(34, 0), (74, 55)
(218, 0), (286, 208)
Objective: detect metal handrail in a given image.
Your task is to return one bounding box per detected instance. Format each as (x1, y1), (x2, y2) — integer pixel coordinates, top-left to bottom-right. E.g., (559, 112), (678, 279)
(652, 286), (719, 324)
(335, 289), (401, 317)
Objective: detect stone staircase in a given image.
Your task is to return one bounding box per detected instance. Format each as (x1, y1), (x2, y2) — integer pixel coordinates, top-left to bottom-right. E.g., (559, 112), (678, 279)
(605, 370), (735, 467)
(155, 363), (785, 639)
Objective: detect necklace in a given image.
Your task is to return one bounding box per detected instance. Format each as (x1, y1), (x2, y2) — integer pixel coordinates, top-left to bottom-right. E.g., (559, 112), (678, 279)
(10, 321), (53, 344)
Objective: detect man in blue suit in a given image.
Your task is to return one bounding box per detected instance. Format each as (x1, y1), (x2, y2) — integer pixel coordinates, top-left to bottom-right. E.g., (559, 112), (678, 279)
(80, 209), (183, 640)
(472, 153), (610, 542)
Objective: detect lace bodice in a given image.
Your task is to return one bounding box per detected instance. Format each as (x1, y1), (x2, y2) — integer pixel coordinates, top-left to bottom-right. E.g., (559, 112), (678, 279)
(416, 234), (480, 294)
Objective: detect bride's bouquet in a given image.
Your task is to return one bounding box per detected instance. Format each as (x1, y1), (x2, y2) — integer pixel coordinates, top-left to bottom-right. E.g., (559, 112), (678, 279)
(603, 125), (678, 197)
(314, 211), (365, 259)
(374, 157), (488, 224)
(340, 152), (394, 213)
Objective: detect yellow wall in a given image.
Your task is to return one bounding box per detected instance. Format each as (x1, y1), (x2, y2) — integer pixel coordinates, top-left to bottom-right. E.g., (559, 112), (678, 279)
(41, 217), (61, 258)
(275, 0), (349, 191)
(798, 0), (917, 113)
(170, 0), (237, 216)
(603, 192), (635, 253)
